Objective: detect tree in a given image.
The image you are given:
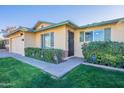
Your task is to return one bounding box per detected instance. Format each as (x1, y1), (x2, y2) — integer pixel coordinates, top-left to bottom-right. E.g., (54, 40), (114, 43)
(0, 26), (17, 36)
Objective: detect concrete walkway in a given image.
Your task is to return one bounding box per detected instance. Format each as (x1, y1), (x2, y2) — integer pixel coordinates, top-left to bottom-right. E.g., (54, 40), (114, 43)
(82, 62), (124, 73)
(0, 51), (82, 78)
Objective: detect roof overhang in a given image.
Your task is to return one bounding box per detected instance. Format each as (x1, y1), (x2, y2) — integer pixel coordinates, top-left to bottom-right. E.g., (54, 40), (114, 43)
(80, 17), (124, 29)
(4, 27), (32, 37)
(33, 21), (55, 30)
(34, 20), (79, 32)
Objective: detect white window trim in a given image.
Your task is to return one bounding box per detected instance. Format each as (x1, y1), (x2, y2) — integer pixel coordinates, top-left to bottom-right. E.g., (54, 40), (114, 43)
(84, 29), (105, 42)
(41, 32), (54, 49)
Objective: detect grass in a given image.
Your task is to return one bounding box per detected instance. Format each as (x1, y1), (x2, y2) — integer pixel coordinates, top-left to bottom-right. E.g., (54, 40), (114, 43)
(0, 57), (124, 88)
(0, 57), (70, 88)
(64, 65), (124, 88)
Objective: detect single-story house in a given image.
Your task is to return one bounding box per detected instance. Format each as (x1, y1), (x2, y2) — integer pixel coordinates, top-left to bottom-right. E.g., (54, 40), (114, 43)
(5, 17), (124, 57)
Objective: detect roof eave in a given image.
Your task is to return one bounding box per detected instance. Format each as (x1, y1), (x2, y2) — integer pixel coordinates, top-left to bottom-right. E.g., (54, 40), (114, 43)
(35, 21), (79, 32)
(4, 27), (32, 37)
(80, 21), (118, 29)
(80, 17), (124, 29)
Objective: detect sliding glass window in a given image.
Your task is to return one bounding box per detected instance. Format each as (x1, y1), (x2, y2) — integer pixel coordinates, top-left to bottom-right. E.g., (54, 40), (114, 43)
(93, 30), (104, 41)
(41, 32), (54, 48)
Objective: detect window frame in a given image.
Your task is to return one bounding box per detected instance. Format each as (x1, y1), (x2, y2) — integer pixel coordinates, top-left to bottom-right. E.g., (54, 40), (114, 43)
(41, 32), (54, 48)
(80, 28), (111, 42)
(80, 32), (84, 42)
(104, 28), (111, 41)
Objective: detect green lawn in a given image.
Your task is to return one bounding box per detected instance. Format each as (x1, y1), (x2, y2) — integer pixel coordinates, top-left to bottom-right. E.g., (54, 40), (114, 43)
(0, 57), (124, 88)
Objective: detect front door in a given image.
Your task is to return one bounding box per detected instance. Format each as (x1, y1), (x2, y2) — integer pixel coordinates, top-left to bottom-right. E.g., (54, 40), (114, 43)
(68, 31), (74, 56)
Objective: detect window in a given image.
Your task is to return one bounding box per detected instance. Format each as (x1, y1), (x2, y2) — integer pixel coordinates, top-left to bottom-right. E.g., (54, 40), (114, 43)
(80, 32), (84, 42)
(85, 31), (93, 41)
(104, 28), (111, 41)
(93, 30), (104, 41)
(41, 32), (54, 48)
(80, 28), (111, 42)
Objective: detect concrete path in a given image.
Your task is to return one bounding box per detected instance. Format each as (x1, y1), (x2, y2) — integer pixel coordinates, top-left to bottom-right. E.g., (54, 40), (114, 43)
(0, 51), (82, 78)
(82, 62), (124, 73)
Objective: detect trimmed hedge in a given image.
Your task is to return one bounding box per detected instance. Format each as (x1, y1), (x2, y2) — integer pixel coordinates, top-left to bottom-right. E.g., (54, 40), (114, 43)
(82, 41), (124, 68)
(0, 40), (5, 49)
(25, 47), (64, 64)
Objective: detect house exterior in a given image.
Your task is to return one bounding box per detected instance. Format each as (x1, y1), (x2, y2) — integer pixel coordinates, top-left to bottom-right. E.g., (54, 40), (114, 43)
(5, 17), (124, 57)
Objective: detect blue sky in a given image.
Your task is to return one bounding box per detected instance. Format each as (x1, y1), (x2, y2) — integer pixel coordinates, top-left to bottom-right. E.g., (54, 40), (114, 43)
(0, 5), (124, 38)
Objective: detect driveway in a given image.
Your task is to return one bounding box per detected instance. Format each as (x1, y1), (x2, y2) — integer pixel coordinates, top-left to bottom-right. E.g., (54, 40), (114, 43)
(0, 51), (83, 78)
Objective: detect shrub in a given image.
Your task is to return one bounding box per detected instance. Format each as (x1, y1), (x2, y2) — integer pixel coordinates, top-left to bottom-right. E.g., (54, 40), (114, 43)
(82, 41), (124, 68)
(25, 47), (64, 64)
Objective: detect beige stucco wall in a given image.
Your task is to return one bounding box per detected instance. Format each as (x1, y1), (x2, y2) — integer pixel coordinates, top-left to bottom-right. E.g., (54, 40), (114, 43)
(111, 22), (124, 42)
(74, 30), (83, 57)
(35, 25), (68, 51)
(24, 32), (36, 48)
(74, 22), (124, 57)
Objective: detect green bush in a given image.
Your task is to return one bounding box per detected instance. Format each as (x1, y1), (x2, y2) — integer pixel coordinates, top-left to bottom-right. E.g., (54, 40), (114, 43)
(82, 41), (124, 68)
(25, 47), (64, 64)
(0, 40), (5, 49)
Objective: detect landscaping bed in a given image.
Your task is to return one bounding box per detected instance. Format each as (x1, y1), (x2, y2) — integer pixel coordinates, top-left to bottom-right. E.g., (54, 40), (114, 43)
(82, 41), (124, 68)
(0, 57), (124, 88)
(25, 47), (64, 64)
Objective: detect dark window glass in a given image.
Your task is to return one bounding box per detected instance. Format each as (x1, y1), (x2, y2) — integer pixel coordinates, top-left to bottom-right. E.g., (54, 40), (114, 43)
(104, 28), (111, 41)
(51, 32), (54, 47)
(85, 31), (93, 41)
(41, 32), (54, 48)
(80, 32), (84, 42)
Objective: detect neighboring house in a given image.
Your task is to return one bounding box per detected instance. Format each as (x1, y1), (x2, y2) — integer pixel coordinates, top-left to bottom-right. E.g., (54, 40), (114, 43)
(5, 17), (124, 57)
